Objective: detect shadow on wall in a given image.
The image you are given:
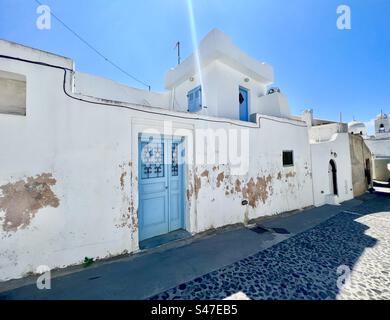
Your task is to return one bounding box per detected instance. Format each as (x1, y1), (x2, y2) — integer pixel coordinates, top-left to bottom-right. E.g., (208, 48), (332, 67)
(150, 195), (389, 300)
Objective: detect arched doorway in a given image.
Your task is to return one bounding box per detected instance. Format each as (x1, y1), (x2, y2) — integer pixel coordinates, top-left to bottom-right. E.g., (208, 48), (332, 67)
(365, 158), (372, 185)
(329, 160), (338, 196)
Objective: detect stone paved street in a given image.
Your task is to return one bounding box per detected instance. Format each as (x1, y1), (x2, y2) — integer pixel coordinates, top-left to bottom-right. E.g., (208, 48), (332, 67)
(1, 193), (389, 300)
(150, 193), (390, 300)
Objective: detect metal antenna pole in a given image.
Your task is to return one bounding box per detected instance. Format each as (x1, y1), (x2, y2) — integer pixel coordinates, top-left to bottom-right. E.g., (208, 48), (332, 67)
(175, 41), (181, 65)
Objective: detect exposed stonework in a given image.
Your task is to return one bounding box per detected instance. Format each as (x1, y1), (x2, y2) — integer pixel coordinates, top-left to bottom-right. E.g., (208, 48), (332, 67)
(194, 174), (202, 200)
(117, 161), (138, 235)
(242, 175), (273, 208)
(0, 173), (59, 232)
(120, 171), (127, 190)
(285, 172), (297, 178)
(216, 172), (225, 188)
(201, 170), (209, 179)
(235, 179), (242, 193)
(187, 185), (193, 202)
(129, 161), (139, 234)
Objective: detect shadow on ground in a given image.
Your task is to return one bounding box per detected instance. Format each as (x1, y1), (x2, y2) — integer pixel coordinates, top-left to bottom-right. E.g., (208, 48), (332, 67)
(150, 194), (390, 300)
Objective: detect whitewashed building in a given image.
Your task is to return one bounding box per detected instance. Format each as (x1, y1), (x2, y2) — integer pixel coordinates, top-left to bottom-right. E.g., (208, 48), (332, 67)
(349, 113), (390, 181)
(295, 110), (354, 206)
(0, 29), (356, 281)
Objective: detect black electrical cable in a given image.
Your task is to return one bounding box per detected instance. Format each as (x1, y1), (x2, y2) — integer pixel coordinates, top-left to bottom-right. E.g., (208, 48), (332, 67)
(0, 54), (307, 128)
(33, 0), (151, 90)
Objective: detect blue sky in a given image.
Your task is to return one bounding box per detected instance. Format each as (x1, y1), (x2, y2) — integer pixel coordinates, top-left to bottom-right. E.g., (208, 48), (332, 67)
(1, 0), (389, 132)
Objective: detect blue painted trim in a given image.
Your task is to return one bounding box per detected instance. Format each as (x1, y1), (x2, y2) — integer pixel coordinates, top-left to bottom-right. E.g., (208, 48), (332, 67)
(187, 86), (202, 113)
(239, 86), (250, 122)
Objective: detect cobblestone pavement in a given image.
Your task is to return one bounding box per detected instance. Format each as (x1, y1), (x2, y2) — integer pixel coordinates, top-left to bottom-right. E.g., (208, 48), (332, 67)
(150, 195), (390, 300)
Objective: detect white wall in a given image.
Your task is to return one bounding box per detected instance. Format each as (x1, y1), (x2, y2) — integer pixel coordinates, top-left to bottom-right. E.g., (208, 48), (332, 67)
(0, 46), (315, 281)
(372, 158), (390, 181)
(169, 61), (219, 116)
(0, 57), (137, 281)
(74, 72), (170, 110)
(165, 28), (274, 89)
(214, 62), (267, 120)
(365, 138), (390, 158)
(309, 123), (348, 143)
(255, 92), (291, 119)
(375, 116), (390, 137)
(310, 133), (354, 206)
(193, 115), (314, 233)
(364, 138), (390, 180)
(171, 61), (269, 121)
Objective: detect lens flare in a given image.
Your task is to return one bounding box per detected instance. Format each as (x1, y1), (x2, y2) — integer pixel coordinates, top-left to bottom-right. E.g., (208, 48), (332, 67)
(186, 0), (206, 109)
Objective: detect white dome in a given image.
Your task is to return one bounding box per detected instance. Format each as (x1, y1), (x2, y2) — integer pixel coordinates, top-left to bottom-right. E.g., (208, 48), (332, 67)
(348, 121), (367, 136)
(348, 121), (366, 129)
(376, 113), (388, 120)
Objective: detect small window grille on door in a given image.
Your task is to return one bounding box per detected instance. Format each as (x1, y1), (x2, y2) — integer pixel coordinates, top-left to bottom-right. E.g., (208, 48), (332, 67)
(171, 143), (179, 176)
(141, 141), (165, 179)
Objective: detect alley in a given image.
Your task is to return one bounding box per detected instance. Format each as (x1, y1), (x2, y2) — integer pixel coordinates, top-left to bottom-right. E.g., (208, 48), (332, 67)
(152, 193), (390, 300)
(1, 192), (389, 300)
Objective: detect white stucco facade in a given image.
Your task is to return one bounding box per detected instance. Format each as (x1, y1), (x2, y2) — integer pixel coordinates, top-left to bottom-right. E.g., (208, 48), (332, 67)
(300, 110), (354, 206)
(349, 114), (390, 181)
(365, 138), (390, 181)
(0, 30), (357, 281)
(310, 133), (354, 206)
(164, 29), (294, 121)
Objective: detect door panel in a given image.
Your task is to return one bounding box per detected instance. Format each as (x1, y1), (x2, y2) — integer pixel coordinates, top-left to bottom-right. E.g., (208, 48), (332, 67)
(169, 193), (181, 230)
(239, 87), (249, 121)
(138, 136), (185, 242)
(138, 137), (169, 241)
(141, 196), (168, 236)
(168, 139), (185, 231)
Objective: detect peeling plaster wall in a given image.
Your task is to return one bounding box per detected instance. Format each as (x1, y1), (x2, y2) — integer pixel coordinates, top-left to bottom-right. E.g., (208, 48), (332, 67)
(0, 43), (314, 281)
(0, 54), (136, 281)
(190, 118), (314, 233)
(310, 133), (354, 206)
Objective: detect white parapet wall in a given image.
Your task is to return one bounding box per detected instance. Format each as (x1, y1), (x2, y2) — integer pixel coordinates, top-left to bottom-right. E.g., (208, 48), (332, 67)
(309, 123), (348, 143)
(73, 72), (171, 110)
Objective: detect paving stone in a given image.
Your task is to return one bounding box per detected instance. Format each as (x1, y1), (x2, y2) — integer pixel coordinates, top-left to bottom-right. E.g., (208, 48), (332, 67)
(150, 195), (390, 300)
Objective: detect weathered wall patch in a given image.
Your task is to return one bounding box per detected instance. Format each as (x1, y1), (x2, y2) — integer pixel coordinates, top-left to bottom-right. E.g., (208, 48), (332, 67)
(0, 173), (59, 232)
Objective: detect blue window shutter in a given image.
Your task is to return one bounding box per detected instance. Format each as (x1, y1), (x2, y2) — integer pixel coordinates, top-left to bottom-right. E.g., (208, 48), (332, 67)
(188, 92), (194, 112)
(188, 86), (202, 113)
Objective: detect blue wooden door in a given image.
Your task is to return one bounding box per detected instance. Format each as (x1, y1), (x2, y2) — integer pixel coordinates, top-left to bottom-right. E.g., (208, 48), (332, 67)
(138, 136), (185, 241)
(167, 138), (185, 231)
(239, 87), (249, 121)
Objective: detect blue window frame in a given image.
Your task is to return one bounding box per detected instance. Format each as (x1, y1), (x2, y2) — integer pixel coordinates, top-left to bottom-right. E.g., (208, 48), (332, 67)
(187, 86), (202, 113)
